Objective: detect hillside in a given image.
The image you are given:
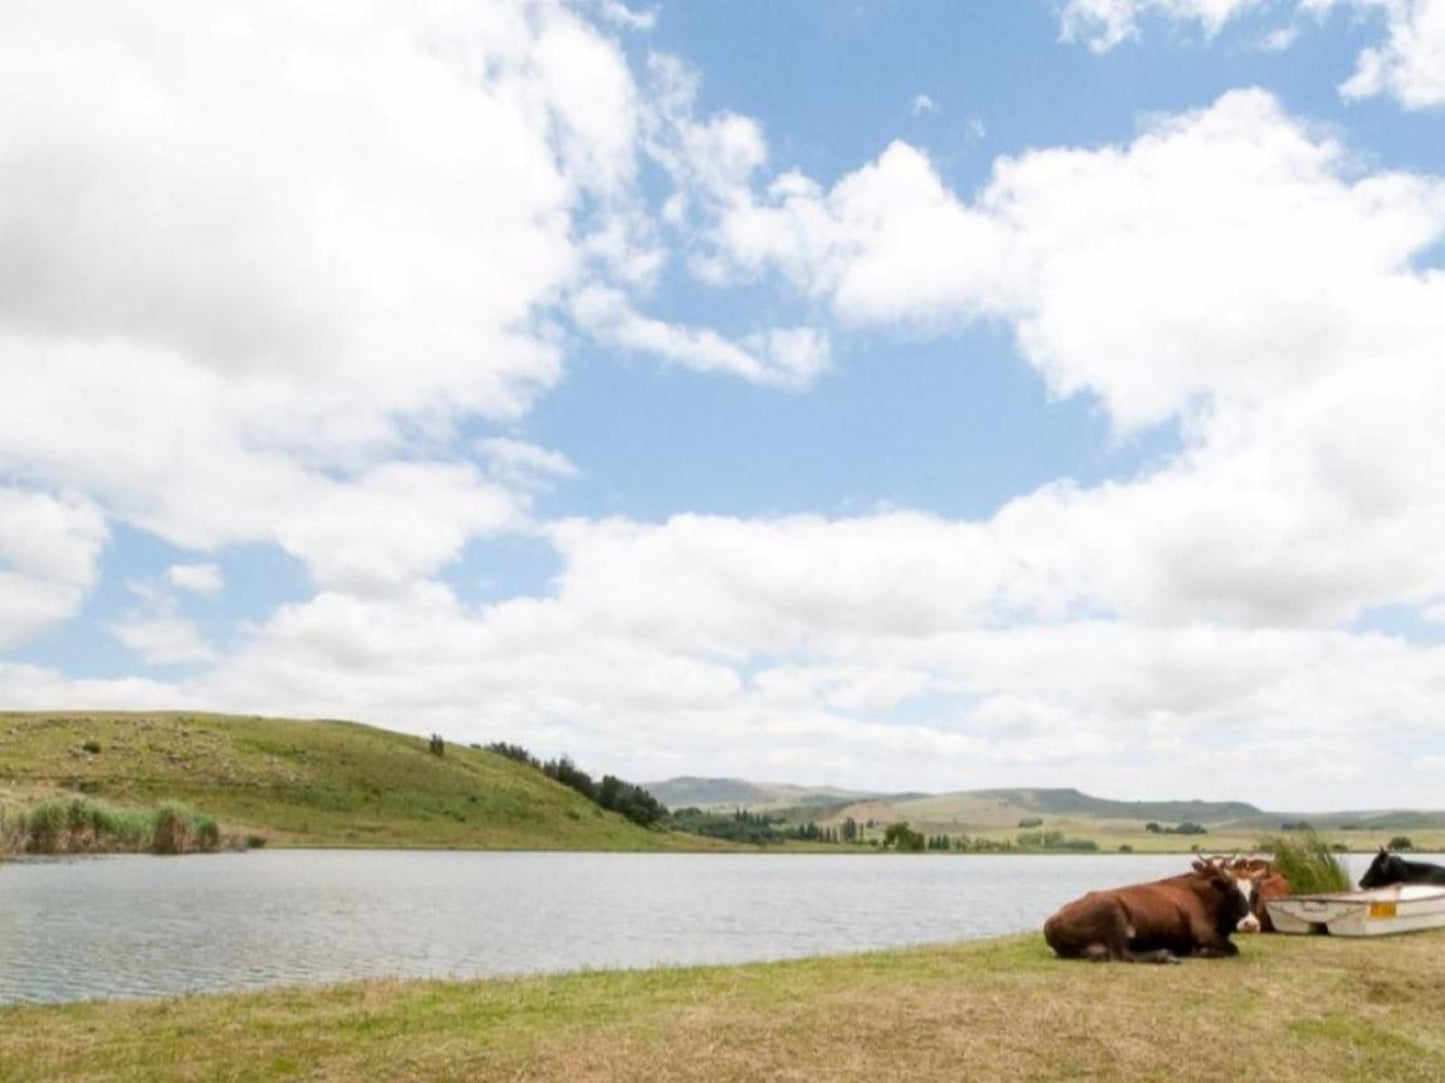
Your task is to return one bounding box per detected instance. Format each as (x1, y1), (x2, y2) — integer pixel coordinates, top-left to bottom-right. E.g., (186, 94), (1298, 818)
(0, 712), (710, 851)
(962, 787), (1264, 824)
(660, 776), (1445, 851)
(644, 776), (879, 811)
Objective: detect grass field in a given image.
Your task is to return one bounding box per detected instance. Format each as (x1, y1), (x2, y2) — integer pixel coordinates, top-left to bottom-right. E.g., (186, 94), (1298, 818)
(0, 712), (717, 851)
(3, 930), (1442, 1082)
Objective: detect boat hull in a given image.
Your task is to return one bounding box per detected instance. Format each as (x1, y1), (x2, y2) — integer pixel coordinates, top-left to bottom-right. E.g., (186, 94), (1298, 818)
(1266, 884), (1445, 937)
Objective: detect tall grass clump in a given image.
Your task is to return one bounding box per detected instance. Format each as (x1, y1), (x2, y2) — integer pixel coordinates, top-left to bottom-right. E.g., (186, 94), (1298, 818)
(150, 801), (192, 854)
(0, 796), (227, 856)
(1260, 832), (1352, 894)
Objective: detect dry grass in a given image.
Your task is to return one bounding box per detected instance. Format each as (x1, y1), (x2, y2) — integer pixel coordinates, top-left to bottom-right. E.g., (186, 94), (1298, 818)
(3, 930), (1444, 1082)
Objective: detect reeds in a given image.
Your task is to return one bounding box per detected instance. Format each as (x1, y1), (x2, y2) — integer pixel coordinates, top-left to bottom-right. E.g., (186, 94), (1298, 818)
(1258, 832), (1352, 894)
(1, 796), (228, 856)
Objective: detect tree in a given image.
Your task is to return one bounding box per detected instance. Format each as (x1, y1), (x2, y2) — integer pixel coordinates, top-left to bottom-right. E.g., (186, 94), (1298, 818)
(428, 734), (445, 756)
(882, 822), (925, 852)
(841, 817), (859, 843)
(543, 756), (596, 801)
(1388, 836), (1414, 851)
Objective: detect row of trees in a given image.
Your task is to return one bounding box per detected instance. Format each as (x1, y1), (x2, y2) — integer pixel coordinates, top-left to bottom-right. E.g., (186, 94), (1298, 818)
(1144, 820), (1208, 835)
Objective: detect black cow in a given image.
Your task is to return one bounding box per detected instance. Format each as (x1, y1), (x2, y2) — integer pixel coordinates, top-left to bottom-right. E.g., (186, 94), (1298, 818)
(1359, 848), (1445, 889)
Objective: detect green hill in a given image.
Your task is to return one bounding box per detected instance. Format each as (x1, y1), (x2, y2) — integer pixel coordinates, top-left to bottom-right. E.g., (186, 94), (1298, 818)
(963, 787), (1265, 824)
(0, 711), (710, 851)
(644, 776), (879, 811)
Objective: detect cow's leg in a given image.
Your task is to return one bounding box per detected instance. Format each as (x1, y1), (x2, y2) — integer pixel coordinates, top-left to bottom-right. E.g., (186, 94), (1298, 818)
(1191, 939), (1239, 958)
(1124, 948), (1180, 965)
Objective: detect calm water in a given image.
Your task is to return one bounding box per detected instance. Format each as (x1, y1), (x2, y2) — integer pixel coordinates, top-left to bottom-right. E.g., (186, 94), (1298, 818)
(0, 849), (1392, 1004)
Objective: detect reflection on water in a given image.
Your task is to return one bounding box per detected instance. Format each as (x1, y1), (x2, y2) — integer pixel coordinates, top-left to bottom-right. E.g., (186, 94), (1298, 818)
(0, 848), (1391, 1004)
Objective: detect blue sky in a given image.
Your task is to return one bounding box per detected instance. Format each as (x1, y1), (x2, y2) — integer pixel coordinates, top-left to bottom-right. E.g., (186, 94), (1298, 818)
(2, 0), (1444, 808)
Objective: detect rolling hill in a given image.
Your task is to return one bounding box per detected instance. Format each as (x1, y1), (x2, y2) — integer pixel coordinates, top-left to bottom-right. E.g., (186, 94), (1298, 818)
(0, 711), (715, 851)
(643, 776), (880, 811)
(647, 776), (1445, 850)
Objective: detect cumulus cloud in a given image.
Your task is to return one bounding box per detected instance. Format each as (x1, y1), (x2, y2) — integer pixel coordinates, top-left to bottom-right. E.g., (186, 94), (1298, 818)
(6, 5), (1445, 808)
(1064, 0), (1445, 110)
(0, 488), (108, 648)
(1335, 0), (1445, 108)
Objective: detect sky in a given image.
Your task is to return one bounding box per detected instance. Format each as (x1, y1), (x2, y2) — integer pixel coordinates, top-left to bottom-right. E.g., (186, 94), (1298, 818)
(2, 0), (1444, 810)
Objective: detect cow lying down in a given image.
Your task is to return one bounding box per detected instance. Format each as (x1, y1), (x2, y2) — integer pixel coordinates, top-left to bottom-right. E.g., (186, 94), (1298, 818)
(1044, 859), (1260, 964)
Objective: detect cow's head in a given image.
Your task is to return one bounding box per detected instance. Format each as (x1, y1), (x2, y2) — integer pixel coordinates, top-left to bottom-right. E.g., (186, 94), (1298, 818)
(1192, 858), (1258, 932)
(1359, 848), (1404, 890)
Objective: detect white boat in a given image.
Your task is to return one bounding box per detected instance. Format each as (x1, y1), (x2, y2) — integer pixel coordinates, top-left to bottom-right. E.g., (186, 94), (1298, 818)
(1266, 884), (1445, 937)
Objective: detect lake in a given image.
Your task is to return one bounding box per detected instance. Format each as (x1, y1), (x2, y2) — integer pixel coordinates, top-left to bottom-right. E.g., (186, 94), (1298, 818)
(0, 849), (1399, 1004)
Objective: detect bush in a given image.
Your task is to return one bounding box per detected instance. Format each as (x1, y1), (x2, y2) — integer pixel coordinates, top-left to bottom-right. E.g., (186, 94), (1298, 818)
(883, 822), (926, 852)
(195, 815), (221, 852)
(81, 740), (102, 754)
(428, 734), (445, 756)
(1259, 832), (1351, 894)
(246, 834), (268, 849)
(1388, 836), (1414, 851)
(1018, 817), (1043, 829)
(151, 802), (192, 854)
(23, 801), (67, 853)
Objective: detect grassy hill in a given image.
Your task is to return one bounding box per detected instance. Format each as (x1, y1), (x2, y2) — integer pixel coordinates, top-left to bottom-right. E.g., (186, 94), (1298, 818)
(0, 711), (713, 851)
(666, 776), (1445, 852)
(644, 776), (880, 812)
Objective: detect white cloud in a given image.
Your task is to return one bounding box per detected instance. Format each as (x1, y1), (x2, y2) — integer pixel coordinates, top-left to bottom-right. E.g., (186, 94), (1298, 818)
(0, 488), (108, 648)
(1258, 23), (1302, 48)
(1336, 0), (1445, 108)
(0, 0), (705, 629)
(110, 617), (218, 666)
(1063, 0), (1445, 110)
(572, 286), (830, 388)
(911, 93), (938, 116)
(1058, 0), (1267, 51)
(6, 7), (1445, 809)
(479, 439), (580, 493)
(166, 563), (224, 597)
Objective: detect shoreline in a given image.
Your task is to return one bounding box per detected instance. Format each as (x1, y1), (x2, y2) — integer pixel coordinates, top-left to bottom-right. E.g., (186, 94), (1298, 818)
(3, 930), (1442, 1081)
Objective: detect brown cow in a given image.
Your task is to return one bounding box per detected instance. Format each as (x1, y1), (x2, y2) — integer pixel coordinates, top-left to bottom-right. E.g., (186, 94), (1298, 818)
(1043, 859), (1258, 963)
(1222, 856), (1289, 933)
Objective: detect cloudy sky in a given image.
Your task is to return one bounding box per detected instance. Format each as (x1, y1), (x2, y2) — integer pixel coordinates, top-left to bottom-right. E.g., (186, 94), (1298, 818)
(3, 0), (1444, 809)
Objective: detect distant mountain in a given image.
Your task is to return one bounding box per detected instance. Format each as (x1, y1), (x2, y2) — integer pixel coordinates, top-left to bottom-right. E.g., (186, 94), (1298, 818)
(644, 776), (878, 811)
(964, 787), (1265, 824)
(643, 777), (1445, 833)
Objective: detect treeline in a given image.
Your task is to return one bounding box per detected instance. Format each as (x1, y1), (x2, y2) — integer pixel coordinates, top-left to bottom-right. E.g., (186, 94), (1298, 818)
(886, 824), (1099, 853)
(664, 808), (856, 845)
(1144, 820), (1208, 835)
(483, 743), (665, 828)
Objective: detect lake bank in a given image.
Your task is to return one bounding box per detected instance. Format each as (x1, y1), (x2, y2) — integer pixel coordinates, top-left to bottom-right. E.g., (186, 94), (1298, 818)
(4, 929), (1442, 1082)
